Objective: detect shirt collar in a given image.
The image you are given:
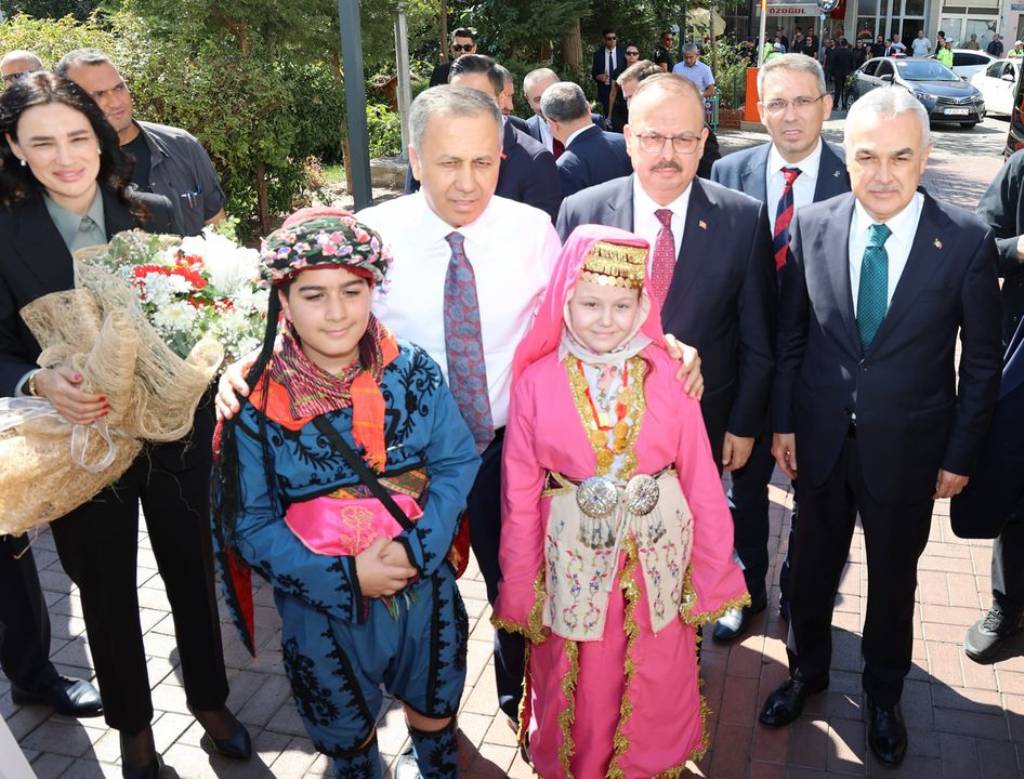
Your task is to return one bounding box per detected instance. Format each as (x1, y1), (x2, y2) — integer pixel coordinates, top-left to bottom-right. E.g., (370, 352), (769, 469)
(44, 188), (105, 249)
(852, 190), (924, 242)
(632, 175), (693, 220)
(768, 137), (823, 182)
(565, 124), (594, 148)
(414, 189), (499, 245)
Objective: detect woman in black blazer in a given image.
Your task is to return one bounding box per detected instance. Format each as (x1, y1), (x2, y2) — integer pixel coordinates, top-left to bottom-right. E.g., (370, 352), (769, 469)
(0, 73), (249, 779)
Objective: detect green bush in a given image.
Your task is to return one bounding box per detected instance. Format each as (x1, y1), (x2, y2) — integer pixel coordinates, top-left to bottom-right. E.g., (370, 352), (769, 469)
(366, 104), (403, 158)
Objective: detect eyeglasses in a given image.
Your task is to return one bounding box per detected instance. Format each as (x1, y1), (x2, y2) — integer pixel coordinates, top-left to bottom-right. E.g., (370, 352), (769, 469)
(451, 43), (474, 52)
(762, 94), (827, 114)
(605, 35), (617, 41)
(636, 131), (702, 155)
(626, 50), (640, 56)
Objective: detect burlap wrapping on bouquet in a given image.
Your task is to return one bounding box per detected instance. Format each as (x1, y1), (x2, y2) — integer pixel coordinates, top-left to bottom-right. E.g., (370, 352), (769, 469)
(0, 245), (223, 535)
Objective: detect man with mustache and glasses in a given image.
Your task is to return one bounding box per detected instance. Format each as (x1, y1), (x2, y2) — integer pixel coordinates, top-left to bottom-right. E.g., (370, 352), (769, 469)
(709, 54), (851, 644)
(557, 73), (776, 479)
(760, 87), (1002, 767)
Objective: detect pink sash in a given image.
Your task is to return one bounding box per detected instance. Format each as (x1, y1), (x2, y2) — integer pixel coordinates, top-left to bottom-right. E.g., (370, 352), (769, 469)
(285, 494), (424, 556)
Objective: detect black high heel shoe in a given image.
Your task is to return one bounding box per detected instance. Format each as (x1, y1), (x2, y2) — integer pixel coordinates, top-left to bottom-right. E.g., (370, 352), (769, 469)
(187, 704), (252, 760)
(119, 732), (163, 779)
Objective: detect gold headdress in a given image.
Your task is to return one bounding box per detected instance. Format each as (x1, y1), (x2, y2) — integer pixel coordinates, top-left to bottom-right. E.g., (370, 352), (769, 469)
(579, 241), (647, 289)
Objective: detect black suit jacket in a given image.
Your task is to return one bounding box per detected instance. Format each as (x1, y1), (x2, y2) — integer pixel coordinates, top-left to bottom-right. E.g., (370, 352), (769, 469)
(830, 47), (857, 81)
(0, 188), (178, 396)
(557, 175), (776, 441)
(557, 124), (633, 198)
(774, 192), (1003, 502)
(976, 148), (1024, 341)
(507, 115), (530, 134)
(405, 120), (561, 221)
(591, 46), (626, 107)
(710, 140), (851, 204)
(524, 113), (608, 147)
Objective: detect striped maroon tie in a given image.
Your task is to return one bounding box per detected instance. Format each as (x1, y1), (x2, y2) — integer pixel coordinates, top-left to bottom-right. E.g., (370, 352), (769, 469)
(773, 167), (802, 270)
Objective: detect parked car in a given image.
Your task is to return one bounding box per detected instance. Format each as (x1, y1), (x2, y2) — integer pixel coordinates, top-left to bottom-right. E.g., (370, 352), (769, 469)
(929, 48), (995, 80)
(850, 57), (986, 128)
(972, 58), (1020, 117)
(1003, 61), (1024, 155)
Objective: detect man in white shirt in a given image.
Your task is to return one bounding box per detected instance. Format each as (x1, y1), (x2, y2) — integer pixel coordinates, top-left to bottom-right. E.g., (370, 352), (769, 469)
(760, 86), (1002, 768)
(910, 30), (932, 57)
(887, 33), (907, 54)
(710, 54), (850, 642)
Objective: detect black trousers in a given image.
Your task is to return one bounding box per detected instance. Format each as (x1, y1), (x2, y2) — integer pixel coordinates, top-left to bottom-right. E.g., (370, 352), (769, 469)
(465, 428), (525, 722)
(992, 509), (1024, 614)
(787, 434), (933, 706)
(48, 427), (228, 734)
(0, 534), (59, 691)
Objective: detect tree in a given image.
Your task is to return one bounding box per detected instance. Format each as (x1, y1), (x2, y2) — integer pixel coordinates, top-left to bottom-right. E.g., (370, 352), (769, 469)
(3, 0), (102, 20)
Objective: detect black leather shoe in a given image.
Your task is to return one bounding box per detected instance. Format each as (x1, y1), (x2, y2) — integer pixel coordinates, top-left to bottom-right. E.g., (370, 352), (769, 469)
(189, 705), (252, 760)
(866, 698), (907, 766)
(11, 675), (102, 718)
(758, 675), (827, 727)
(965, 604), (1024, 664)
(119, 733), (163, 779)
(713, 594), (768, 643)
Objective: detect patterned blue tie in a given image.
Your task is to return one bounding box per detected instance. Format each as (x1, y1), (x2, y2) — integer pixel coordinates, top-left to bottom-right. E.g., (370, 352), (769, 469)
(444, 231), (494, 453)
(856, 222), (892, 351)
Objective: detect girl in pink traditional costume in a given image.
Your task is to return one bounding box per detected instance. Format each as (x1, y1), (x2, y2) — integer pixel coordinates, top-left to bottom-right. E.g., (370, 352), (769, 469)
(493, 224), (748, 778)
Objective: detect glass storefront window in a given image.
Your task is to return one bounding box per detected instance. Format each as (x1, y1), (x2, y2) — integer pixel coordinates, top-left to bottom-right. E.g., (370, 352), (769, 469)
(904, 0), (925, 16)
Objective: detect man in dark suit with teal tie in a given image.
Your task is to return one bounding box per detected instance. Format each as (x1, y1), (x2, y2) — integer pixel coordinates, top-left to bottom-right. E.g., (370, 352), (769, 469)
(710, 54), (851, 643)
(760, 87), (1003, 767)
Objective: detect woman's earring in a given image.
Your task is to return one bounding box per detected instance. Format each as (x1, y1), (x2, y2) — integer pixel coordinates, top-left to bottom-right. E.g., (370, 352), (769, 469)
(19, 159), (25, 167)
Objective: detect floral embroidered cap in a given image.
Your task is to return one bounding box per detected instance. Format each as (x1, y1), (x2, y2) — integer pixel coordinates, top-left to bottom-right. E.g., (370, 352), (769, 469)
(258, 207), (391, 288)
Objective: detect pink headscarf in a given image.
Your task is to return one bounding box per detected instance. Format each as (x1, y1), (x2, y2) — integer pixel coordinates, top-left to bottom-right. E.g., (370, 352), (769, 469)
(511, 224), (668, 381)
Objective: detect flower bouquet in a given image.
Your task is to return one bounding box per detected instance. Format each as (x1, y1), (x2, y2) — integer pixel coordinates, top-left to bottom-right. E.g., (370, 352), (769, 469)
(0, 227), (267, 535)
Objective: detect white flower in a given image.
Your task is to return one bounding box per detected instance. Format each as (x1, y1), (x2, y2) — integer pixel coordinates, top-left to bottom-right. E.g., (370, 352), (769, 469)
(152, 301), (198, 334)
(139, 273), (191, 307)
(197, 230), (260, 295)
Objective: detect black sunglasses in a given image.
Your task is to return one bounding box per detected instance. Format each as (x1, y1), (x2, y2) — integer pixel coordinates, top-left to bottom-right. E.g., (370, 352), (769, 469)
(626, 50), (640, 56)
(451, 43), (474, 52)
(605, 35), (618, 40)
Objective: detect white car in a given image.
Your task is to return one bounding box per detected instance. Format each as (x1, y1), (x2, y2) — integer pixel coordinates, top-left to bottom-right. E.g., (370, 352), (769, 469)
(972, 58), (1020, 117)
(930, 48), (995, 79)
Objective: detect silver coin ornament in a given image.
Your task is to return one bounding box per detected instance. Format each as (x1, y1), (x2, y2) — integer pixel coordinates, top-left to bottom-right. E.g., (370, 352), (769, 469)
(625, 474), (660, 515)
(576, 476), (619, 518)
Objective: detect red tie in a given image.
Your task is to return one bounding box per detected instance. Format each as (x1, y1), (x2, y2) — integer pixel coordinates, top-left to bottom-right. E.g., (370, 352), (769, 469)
(773, 167), (802, 270)
(650, 209), (675, 308)
(552, 137), (565, 159)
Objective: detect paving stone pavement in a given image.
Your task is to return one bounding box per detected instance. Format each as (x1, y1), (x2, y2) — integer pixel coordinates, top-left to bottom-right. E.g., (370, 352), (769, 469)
(6, 118), (1022, 777)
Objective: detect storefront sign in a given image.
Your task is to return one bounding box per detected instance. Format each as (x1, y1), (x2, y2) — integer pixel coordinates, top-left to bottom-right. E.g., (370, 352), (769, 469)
(757, 1), (821, 15)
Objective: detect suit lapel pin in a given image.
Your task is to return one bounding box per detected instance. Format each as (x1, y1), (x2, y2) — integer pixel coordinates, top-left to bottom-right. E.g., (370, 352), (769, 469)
(933, 238), (943, 250)
(833, 169), (841, 178)
(698, 219), (708, 230)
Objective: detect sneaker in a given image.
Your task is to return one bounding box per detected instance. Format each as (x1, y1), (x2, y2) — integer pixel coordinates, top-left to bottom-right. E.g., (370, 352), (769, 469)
(964, 603), (1024, 664)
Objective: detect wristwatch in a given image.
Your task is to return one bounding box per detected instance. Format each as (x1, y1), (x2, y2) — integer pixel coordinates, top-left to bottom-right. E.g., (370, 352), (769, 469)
(24, 369), (40, 397)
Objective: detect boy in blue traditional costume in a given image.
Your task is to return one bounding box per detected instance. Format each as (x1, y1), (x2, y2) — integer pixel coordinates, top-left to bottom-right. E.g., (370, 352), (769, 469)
(211, 207), (480, 778)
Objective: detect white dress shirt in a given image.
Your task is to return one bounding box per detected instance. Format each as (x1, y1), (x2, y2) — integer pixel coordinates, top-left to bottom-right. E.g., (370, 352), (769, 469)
(359, 192), (561, 429)
(848, 192), (924, 310)
(766, 138), (822, 233)
(605, 47), (617, 75)
(632, 176), (692, 269)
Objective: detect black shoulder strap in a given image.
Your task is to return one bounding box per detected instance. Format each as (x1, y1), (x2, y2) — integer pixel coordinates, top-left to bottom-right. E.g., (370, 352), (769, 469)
(311, 416), (414, 531)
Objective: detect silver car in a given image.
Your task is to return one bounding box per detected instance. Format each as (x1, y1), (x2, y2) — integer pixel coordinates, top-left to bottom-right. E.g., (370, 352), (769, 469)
(850, 57), (986, 128)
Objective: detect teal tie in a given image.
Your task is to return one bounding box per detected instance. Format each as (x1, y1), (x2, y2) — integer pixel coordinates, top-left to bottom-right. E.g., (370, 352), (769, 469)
(856, 222), (892, 351)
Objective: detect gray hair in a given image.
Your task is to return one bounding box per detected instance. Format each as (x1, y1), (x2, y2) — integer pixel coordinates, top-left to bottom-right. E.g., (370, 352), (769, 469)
(682, 43), (700, 55)
(757, 53), (827, 99)
(55, 47), (115, 78)
(539, 82), (589, 123)
(844, 86), (930, 148)
(523, 67), (558, 91)
(410, 85), (503, 153)
(1, 50), (41, 71)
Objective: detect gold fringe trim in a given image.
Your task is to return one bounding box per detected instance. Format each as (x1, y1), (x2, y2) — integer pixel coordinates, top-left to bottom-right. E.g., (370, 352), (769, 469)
(558, 640), (580, 778)
(606, 536), (641, 779)
(517, 642), (531, 747)
(678, 564), (752, 628)
(491, 570), (548, 644)
(564, 355), (647, 480)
